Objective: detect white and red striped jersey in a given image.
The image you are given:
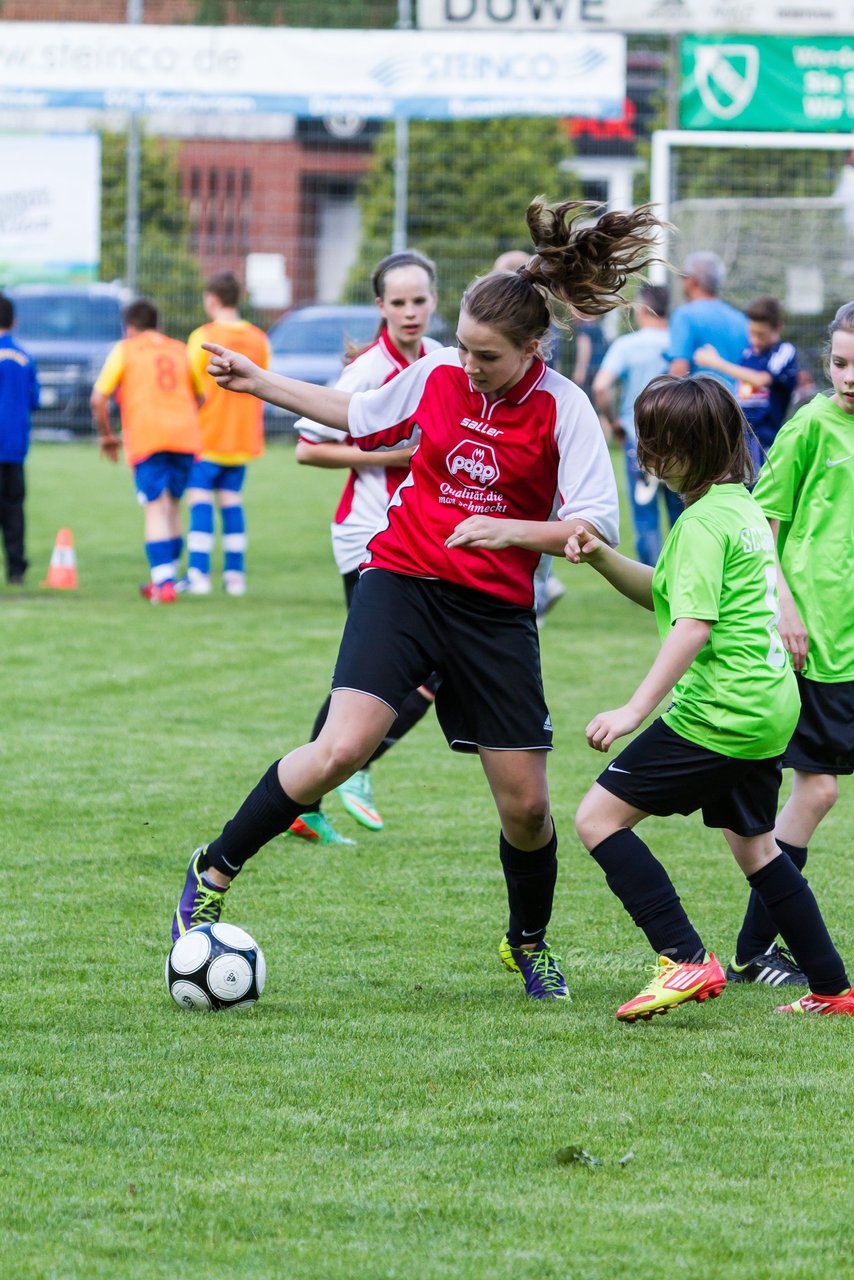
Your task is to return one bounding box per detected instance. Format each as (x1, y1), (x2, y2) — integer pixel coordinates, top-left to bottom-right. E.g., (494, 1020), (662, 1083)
(348, 347), (619, 607)
(296, 330), (442, 575)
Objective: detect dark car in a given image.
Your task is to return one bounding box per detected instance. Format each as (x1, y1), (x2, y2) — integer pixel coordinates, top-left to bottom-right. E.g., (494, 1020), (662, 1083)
(4, 283), (129, 436)
(264, 303), (451, 435)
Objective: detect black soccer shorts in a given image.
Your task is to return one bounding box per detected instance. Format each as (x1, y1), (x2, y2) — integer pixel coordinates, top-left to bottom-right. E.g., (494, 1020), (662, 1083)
(783, 673), (854, 775)
(331, 568), (553, 753)
(595, 718), (782, 837)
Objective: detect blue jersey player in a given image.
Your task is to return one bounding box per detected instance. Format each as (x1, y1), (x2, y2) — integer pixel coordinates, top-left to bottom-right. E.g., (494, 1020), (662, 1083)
(695, 296), (798, 470)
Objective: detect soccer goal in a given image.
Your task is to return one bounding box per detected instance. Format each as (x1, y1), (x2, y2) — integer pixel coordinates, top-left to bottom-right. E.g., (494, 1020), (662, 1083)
(650, 130), (854, 376)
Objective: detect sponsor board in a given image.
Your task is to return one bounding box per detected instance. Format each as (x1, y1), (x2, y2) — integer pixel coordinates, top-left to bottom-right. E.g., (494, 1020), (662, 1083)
(682, 35), (854, 130)
(0, 133), (99, 284)
(418, 0), (854, 35)
(0, 22), (624, 120)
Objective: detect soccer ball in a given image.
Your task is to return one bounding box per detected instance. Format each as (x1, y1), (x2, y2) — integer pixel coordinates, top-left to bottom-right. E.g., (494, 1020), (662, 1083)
(165, 922), (266, 1011)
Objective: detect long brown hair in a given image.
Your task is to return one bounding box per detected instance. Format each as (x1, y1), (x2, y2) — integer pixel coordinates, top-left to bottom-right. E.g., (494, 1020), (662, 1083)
(635, 375), (755, 506)
(461, 199), (661, 349)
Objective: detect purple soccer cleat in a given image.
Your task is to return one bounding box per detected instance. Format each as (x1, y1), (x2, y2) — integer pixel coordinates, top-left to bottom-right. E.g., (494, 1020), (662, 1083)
(172, 846), (229, 943)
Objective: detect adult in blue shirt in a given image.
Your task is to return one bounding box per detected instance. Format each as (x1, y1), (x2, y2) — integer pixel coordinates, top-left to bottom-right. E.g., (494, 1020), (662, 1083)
(0, 294), (40, 585)
(668, 251), (748, 389)
(594, 282), (681, 565)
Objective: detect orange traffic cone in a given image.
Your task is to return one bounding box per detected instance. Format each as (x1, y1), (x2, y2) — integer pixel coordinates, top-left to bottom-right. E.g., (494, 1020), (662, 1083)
(41, 528), (78, 589)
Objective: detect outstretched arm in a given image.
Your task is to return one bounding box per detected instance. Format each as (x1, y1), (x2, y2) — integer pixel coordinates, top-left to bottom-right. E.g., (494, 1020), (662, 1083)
(694, 345), (771, 388)
(445, 516), (603, 557)
(586, 617), (712, 751)
(565, 525), (655, 610)
(203, 342), (352, 431)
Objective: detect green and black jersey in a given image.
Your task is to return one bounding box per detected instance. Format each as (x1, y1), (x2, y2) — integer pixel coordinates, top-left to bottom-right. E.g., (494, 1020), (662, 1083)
(753, 393), (854, 683)
(652, 483), (800, 760)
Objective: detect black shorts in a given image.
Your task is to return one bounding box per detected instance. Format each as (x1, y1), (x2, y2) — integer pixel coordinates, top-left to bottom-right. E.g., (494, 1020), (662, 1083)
(332, 568), (552, 753)
(595, 718), (782, 837)
(784, 673), (854, 775)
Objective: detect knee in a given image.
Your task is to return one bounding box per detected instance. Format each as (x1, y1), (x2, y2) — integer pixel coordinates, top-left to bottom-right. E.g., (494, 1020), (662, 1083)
(314, 732), (371, 784)
(807, 773), (839, 818)
(502, 794), (550, 844)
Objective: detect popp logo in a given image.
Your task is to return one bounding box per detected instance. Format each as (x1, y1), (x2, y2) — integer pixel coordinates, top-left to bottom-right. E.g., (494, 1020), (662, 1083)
(446, 439), (500, 488)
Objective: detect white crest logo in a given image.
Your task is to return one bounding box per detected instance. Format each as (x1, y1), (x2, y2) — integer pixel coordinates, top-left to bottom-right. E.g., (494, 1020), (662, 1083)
(446, 439), (499, 488)
(694, 44), (759, 121)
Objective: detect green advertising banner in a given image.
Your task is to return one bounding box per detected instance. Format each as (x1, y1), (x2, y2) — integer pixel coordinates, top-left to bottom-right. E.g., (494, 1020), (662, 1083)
(681, 36), (854, 131)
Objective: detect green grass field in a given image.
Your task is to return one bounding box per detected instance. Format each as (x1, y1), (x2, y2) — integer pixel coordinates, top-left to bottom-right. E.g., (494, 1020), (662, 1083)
(3, 443), (852, 1280)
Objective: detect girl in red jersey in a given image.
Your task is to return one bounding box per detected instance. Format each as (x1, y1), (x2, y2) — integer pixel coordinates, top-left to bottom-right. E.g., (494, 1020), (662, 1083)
(290, 250), (442, 843)
(172, 199), (659, 1002)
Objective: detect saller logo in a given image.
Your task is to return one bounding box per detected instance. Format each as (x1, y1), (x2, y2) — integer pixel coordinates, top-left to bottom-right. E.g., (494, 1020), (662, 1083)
(446, 439), (500, 488)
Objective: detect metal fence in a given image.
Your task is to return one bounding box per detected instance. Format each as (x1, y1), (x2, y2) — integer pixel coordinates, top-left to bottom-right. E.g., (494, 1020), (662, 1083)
(653, 130), (854, 382)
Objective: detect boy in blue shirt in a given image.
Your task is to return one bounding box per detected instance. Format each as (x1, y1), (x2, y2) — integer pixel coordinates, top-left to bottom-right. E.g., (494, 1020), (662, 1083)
(694, 295), (798, 470)
(0, 294), (40, 585)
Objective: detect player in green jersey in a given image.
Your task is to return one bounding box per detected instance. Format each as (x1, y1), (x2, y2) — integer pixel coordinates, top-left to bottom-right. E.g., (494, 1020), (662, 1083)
(729, 302), (854, 987)
(567, 375), (854, 1020)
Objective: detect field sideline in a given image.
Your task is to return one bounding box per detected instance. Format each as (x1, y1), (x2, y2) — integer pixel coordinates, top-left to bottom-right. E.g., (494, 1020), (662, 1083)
(2, 442), (852, 1280)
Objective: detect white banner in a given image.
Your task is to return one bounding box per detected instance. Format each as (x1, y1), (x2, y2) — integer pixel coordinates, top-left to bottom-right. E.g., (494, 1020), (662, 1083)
(0, 23), (624, 120)
(418, 0), (854, 34)
(0, 133), (100, 284)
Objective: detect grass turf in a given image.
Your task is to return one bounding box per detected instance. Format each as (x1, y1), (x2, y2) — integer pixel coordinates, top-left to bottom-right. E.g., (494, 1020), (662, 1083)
(1, 442), (852, 1280)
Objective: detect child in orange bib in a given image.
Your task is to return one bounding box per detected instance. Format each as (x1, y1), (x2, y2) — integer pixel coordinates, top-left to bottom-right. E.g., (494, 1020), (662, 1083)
(92, 298), (203, 603)
(183, 272), (270, 596)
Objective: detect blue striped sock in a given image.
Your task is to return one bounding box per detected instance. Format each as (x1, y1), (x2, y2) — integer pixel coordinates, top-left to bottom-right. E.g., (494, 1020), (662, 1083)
(222, 505), (246, 573)
(188, 501), (214, 576)
(170, 535), (184, 576)
(145, 539), (175, 585)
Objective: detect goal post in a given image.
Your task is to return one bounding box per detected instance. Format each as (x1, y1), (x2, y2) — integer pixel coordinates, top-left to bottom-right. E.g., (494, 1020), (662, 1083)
(649, 129), (854, 374)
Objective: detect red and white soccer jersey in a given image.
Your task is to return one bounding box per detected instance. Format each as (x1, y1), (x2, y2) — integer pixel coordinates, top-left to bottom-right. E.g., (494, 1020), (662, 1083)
(348, 347), (619, 607)
(296, 330), (441, 575)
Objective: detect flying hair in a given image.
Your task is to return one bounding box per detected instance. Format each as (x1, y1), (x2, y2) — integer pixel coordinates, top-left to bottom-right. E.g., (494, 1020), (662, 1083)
(462, 199), (663, 350)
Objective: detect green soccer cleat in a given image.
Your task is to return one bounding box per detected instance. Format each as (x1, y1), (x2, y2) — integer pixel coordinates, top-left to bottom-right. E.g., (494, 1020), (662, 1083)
(336, 769), (383, 831)
(286, 811), (356, 846)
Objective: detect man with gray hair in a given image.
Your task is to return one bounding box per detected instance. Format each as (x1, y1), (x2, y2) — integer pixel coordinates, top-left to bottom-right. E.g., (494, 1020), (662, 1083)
(668, 250), (748, 390)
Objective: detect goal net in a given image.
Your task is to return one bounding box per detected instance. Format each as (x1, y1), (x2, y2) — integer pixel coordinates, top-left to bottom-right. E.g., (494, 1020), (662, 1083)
(651, 130), (854, 378)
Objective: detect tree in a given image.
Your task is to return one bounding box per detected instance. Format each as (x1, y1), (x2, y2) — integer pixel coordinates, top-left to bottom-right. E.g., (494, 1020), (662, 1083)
(346, 117), (581, 315)
(99, 131), (203, 338)
(191, 0), (397, 26)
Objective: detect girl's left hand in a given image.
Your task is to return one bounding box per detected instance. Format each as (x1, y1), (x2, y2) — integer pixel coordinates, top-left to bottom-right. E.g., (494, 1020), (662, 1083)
(586, 705), (642, 752)
(446, 516), (514, 550)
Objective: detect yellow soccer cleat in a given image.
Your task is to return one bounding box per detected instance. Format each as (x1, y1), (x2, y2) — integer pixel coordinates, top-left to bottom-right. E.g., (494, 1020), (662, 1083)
(617, 953), (726, 1022)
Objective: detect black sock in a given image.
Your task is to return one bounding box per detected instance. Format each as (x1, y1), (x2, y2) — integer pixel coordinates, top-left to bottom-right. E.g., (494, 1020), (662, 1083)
(589, 829), (705, 962)
(501, 824), (557, 948)
(204, 762), (309, 876)
(747, 853), (848, 994)
(368, 688), (433, 764)
(735, 839), (808, 963)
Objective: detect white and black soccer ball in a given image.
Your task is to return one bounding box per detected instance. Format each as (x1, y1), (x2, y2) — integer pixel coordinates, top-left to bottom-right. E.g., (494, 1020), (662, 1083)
(166, 922), (266, 1011)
